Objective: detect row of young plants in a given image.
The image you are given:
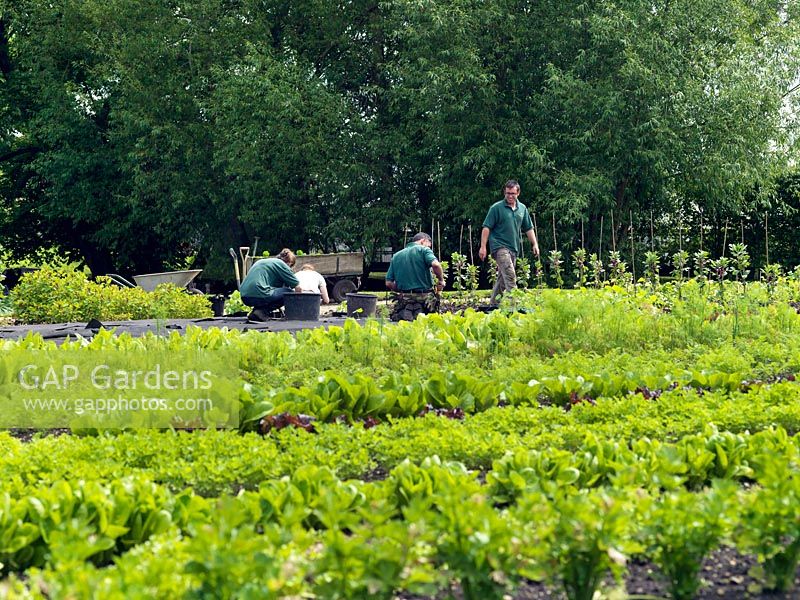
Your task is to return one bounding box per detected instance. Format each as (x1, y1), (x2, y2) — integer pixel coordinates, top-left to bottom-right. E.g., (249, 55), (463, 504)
(0, 242), (791, 324)
(241, 363), (791, 428)
(3, 299), (800, 432)
(2, 344), (800, 441)
(5, 375), (800, 498)
(250, 280), (800, 378)
(2, 423), (799, 505)
(3, 443), (800, 600)
(6, 312), (800, 431)
(448, 242), (782, 291)
(7, 274), (799, 359)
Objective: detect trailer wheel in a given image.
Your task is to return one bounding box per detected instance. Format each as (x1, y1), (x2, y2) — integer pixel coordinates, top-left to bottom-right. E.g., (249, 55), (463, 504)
(332, 278), (357, 302)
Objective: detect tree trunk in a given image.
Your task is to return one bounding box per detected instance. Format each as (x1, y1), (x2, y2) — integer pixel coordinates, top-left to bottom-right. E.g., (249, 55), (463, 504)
(76, 235), (115, 277)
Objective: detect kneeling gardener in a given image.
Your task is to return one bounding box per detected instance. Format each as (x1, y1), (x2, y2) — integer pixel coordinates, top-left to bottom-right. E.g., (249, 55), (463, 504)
(385, 233), (445, 321)
(239, 248), (302, 321)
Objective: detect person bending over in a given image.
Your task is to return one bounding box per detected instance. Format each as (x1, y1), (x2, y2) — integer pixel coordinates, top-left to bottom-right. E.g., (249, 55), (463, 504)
(385, 233), (444, 321)
(239, 248), (301, 321)
(295, 264), (330, 304)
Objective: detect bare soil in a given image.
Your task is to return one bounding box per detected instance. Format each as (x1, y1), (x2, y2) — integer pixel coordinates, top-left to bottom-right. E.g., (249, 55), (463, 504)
(7, 428), (71, 443)
(513, 547), (798, 599)
(399, 547), (799, 599)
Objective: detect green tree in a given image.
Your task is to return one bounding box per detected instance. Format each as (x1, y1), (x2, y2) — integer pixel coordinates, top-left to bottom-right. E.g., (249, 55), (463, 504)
(519, 0), (799, 253)
(1, 0), (797, 278)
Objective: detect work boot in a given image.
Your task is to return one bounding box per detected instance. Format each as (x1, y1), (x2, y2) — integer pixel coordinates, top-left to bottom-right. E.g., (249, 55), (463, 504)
(247, 308), (270, 322)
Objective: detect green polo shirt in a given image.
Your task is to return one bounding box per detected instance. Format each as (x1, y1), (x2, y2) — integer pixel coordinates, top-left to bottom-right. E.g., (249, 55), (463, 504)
(386, 243), (438, 291)
(482, 199), (533, 255)
(239, 258), (299, 299)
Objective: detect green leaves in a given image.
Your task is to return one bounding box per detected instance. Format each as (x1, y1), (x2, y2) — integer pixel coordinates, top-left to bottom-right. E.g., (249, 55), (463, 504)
(11, 265), (211, 324)
(10, 282), (800, 597)
(422, 371), (496, 413)
(542, 488), (640, 600)
(737, 465), (800, 592)
(0, 493), (41, 571)
(6, 424), (800, 596)
(0, 476), (198, 573)
(640, 482), (739, 600)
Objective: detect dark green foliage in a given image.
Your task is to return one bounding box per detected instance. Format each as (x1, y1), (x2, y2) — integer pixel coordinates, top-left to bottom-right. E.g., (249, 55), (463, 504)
(0, 0), (797, 275)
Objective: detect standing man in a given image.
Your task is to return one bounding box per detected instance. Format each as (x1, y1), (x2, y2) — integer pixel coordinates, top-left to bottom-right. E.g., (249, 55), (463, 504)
(239, 248), (302, 321)
(478, 179), (540, 304)
(386, 232), (445, 320)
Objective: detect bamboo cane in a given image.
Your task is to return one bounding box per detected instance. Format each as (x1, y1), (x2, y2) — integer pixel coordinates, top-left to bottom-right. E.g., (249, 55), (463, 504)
(611, 211), (616, 251)
(650, 210), (655, 252)
(630, 209), (636, 282)
(581, 219), (585, 249)
(699, 211), (703, 252)
(469, 224), (474, 264)
(599, 215), (604, 258)
(722, 219), (729, 256)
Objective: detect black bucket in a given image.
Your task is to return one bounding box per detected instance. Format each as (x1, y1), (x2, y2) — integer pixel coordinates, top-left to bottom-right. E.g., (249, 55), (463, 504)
(283, 292), (321, 320)
(346, 293), (378, 318)
(209, 294), (226, 317)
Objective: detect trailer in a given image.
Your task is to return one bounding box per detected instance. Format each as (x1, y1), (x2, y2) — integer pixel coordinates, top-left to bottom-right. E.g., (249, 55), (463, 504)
(245, 252), (364, 302)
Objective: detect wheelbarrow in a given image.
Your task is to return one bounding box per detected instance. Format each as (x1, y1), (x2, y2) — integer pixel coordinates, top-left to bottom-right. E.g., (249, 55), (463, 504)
(106, 269), (203, 292)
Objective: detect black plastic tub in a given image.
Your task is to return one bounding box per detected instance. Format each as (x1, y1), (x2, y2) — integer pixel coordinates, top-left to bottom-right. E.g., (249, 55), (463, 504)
(283, 292), (321, 320)
(346, 293), (378, 318)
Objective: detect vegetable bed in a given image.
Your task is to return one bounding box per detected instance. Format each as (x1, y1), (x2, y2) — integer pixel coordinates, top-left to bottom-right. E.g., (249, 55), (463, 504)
(3, 279), (800, 598)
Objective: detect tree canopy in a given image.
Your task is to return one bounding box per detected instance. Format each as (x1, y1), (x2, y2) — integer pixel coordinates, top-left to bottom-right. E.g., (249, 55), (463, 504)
(1, 0), (798, 277)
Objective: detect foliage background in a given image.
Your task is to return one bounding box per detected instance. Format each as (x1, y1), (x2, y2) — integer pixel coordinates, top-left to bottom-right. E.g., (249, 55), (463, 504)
(0, 0), (798, 278)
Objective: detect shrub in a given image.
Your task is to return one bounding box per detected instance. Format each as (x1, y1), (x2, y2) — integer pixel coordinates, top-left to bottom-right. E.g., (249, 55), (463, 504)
(147, 284), (212, 319)
(11, 265), (211, 323)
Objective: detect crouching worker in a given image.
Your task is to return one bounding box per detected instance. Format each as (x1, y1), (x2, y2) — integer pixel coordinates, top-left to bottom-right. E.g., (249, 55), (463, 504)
(385, 232), (445, 321)
(295, 264), (330, 304)
(240, 248), (302, 321)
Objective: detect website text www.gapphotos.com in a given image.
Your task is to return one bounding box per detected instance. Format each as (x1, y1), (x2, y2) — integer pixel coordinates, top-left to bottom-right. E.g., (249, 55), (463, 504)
(21, 395), (215, 415)
(6, 358), (239, 427)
